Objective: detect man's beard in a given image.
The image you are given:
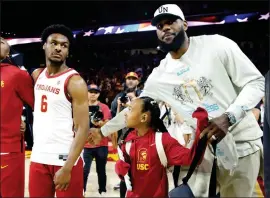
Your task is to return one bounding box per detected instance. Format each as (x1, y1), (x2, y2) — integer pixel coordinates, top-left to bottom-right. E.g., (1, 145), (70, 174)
(158, 29), (186, 53)
(49, 58), (64, 66)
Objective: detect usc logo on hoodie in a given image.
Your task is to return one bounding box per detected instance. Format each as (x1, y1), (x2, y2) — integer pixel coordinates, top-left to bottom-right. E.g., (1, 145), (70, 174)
(137, 148), (149, 171)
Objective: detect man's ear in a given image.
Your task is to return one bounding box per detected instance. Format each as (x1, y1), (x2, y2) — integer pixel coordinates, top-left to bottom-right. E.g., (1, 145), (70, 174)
(42, 43), (46, 50)
(183, 20), (188, 31)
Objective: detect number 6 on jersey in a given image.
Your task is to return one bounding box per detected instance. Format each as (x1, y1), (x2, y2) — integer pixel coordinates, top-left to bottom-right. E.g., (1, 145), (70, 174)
(41, 95), (48, 112)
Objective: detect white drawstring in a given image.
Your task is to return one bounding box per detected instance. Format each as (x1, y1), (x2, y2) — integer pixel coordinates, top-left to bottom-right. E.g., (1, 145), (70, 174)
(117, 146), (132, 191)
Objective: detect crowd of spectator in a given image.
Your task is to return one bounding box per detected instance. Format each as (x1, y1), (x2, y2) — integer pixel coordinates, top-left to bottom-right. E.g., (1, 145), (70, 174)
(79, 49), (165, 106)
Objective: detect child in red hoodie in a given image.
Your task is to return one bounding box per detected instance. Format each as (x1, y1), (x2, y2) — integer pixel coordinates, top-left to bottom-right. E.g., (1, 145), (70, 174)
(115, 96), (208, 198)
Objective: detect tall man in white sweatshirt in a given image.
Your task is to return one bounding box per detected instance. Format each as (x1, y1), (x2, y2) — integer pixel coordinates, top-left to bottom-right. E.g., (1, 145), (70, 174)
(89, 4), (265, 197)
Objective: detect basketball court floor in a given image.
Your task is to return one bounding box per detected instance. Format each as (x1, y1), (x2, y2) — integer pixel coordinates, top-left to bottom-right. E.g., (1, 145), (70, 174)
(24, 157), (264, 197)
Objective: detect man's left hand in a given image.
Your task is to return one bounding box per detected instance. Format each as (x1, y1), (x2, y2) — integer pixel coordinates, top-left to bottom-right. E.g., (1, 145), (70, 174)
(200, 114), (230, 142)
(54, 167), (71, 191)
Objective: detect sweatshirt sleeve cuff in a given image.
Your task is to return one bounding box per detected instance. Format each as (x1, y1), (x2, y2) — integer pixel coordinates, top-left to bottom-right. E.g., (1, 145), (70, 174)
(100, 125), (110, 137)
(225, 105), (246, 123)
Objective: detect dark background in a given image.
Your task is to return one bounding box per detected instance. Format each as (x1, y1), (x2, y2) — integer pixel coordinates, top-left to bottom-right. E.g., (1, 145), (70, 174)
(1, 1), (269, 75)
(2, 1), (269, 37)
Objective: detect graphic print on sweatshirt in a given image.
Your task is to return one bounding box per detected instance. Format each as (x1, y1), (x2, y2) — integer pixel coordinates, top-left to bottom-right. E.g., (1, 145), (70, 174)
(137, 148), (149, 171)
(172, 76), (214, 104)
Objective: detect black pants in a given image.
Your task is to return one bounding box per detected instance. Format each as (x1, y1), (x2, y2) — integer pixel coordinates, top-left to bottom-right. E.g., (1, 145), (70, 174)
(83, 146), (108, 193)
(172, 166), (181, 187)
(120, 180), (127, 198)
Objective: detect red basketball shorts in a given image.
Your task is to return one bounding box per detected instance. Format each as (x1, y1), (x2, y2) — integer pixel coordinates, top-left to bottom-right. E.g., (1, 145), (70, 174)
(29, 158), (83, 197)
(0, 152), (25, 197)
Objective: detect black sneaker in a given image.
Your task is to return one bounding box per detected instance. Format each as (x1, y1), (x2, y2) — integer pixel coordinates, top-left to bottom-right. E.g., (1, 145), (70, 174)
(113, 183), (120, 190)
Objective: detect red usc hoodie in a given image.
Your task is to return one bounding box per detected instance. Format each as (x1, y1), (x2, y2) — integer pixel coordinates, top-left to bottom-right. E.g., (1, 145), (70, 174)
(116, 107), (208, 198)
(0, 63), (34, 152)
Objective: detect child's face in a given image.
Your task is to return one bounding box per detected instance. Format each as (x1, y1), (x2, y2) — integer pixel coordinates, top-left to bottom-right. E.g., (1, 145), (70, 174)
(125, 99), (148, 128)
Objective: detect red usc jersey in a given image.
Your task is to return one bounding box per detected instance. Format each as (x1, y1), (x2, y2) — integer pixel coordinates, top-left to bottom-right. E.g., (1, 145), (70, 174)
(0, 63), (34, 152)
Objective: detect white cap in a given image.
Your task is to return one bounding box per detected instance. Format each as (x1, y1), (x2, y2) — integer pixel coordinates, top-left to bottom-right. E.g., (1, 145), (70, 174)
(151, 4), (185, 26)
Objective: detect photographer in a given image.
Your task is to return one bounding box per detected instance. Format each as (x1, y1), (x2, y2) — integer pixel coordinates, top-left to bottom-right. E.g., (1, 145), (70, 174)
(112, 73), (142, 150)
(83, 84), (111, 196)
(117, 88), (137, 112)
(111, 72), (141, 117)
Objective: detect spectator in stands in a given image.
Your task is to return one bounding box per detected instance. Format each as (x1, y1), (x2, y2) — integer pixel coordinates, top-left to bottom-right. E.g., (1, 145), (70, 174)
(83, 84), (111, 196)
(111, 72), (141, 117)
(135, 68), (143, 81)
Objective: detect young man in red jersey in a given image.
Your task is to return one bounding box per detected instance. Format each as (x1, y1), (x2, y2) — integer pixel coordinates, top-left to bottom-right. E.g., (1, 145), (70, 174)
(29, 24), (89, 197)
(0, 37), (34, 197)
